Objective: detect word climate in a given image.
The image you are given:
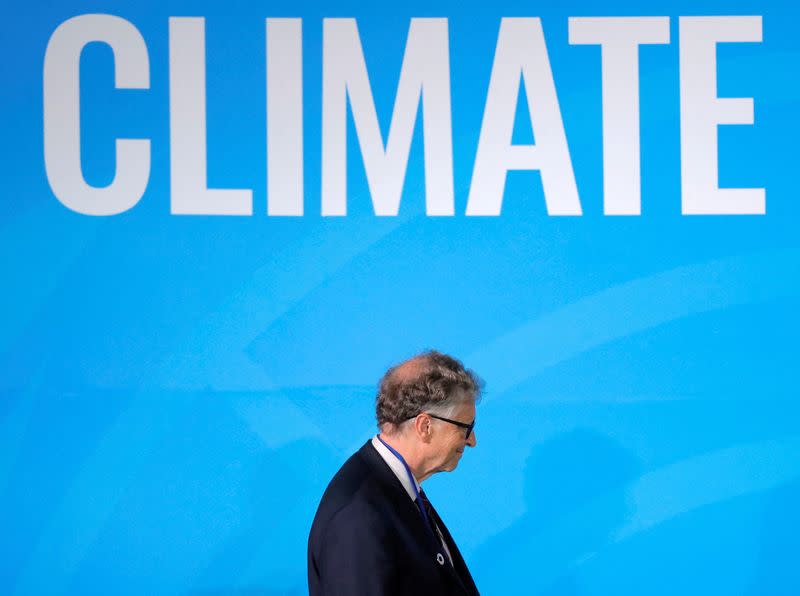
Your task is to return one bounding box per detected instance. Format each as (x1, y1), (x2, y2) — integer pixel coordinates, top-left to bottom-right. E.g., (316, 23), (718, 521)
(43, 15), (765, 216)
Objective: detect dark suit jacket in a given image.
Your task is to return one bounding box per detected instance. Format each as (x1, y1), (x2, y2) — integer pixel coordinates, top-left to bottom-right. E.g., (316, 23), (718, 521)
(308, 440), (480, 596)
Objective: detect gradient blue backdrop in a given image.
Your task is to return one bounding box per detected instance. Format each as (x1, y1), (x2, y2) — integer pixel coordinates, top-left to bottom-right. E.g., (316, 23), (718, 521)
(2, 1), (799, 594)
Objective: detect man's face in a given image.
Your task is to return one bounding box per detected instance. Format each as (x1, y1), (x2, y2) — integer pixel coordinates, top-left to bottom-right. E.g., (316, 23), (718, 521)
(428, 400), (477, 473)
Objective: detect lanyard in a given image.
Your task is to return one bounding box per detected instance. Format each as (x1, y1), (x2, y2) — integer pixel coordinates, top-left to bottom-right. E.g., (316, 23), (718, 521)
(376, 435), (435, 537)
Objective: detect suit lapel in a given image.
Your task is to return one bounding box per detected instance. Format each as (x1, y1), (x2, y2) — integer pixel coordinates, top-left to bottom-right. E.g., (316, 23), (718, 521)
(427, 500), (480, 596)
(358, 441), (477, 594)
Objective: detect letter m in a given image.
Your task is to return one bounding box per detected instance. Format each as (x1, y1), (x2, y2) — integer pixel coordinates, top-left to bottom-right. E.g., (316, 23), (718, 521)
(322, 18), (453, 216)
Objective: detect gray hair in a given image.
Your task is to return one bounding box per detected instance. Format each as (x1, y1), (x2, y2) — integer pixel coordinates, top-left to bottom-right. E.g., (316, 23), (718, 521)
(375, 350), (482, 431)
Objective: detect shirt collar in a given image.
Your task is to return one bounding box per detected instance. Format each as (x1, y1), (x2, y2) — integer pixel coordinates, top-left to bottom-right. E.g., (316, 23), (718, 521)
(371, 435), (421, 501)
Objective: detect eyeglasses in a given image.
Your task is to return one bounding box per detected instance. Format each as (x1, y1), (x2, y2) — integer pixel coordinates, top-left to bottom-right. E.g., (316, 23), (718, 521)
(425, 413), (476, 440)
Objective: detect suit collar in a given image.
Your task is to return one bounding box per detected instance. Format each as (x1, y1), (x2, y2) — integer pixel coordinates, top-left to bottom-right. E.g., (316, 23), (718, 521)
(371, 435), (421, 501)
(357, 440), (415, 501)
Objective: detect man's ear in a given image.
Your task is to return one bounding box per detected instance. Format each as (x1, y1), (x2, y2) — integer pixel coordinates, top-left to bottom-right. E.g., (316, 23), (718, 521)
(414, 413), (433, 443)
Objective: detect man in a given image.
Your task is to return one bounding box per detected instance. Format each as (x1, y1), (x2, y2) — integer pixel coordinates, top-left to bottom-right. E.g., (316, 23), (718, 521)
(308, 351), (482, 596)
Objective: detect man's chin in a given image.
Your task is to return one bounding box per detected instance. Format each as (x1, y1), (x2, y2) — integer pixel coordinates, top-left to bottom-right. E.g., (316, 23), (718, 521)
(437, 454), (464, 473)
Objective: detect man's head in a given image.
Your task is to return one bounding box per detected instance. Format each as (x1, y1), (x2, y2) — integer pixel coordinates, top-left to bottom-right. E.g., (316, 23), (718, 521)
(376, 351), (482, 477)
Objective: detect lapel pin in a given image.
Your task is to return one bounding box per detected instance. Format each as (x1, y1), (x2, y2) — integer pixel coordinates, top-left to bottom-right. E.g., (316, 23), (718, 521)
(436, 553), (445, 565)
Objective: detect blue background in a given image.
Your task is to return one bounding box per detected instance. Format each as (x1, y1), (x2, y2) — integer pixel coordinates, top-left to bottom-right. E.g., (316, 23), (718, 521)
(2, 1), (799, 594)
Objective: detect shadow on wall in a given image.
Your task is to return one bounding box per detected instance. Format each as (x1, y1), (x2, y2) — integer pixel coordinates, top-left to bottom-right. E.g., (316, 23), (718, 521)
(474, 428), (641, 595)
(745, 475), (800, 595)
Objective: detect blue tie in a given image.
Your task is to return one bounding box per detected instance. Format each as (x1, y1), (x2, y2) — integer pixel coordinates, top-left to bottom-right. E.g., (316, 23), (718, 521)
(416, 488), (437, 534)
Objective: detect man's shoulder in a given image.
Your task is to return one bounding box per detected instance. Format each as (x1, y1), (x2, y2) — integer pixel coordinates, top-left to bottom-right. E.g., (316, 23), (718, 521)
(309, 442), (395, 537)
(313, 442), (381, 509)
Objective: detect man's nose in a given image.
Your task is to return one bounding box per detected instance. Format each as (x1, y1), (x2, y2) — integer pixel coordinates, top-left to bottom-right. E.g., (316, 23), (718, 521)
(466, 431), (477, 448)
